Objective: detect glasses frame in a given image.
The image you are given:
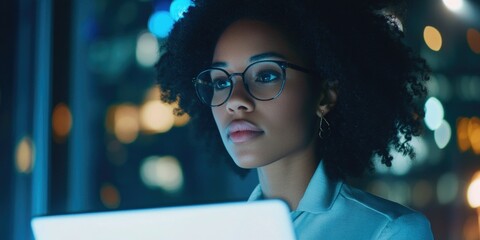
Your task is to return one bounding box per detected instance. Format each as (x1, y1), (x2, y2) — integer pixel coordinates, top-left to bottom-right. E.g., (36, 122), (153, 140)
(192, 60), (311, 107)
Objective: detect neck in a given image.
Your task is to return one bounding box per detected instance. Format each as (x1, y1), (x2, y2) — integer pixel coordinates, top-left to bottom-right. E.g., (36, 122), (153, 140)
(256, 141), (319, 211)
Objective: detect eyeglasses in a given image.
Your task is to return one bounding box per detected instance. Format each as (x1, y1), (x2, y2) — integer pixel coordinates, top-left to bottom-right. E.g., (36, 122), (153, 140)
(193, 60), (311, 107)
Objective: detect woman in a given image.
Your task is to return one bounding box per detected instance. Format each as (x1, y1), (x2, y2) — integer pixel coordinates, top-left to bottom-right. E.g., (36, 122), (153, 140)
(156, 0), (434, 239)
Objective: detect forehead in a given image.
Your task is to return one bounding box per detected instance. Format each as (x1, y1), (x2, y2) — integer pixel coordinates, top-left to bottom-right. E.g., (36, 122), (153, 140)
(212, 19), (304, 67)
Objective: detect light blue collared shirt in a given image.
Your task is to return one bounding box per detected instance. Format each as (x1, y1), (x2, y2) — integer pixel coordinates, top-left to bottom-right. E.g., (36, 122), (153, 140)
(248, 161), (434, 240)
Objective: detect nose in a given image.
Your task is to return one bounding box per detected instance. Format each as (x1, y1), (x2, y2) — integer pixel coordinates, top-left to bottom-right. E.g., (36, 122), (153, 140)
(225, 76), (255, 113)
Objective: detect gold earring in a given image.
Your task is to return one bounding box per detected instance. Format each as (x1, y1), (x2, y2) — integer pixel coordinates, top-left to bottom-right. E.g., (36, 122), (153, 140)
(318, 110), (330, 138)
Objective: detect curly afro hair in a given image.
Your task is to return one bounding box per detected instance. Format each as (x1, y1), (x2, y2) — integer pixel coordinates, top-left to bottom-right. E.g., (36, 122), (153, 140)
(156, 0), (429, 179)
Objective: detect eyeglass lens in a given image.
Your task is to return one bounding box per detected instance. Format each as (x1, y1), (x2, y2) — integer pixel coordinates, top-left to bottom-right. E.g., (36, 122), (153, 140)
(195, 61), (285, 106)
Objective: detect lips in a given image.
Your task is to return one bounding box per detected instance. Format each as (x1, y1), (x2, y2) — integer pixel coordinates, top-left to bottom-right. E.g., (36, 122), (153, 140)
(226, 120), (264, 143)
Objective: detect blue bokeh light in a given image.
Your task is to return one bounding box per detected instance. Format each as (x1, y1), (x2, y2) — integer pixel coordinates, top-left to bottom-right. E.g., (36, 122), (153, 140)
(169, 0), (193, 21)
(148, 11), (174, 38)
(424, 97), (445, 130)
(434, 120), (452, 149)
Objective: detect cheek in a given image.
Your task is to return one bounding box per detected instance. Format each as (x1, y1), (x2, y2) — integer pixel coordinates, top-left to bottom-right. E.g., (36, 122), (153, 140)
(212, 107), (232, 149)
(275, 83), (315, 124)
(211, 108), (224, 133)
(271, 101), (313, 135)
(267, 83), (317, 141)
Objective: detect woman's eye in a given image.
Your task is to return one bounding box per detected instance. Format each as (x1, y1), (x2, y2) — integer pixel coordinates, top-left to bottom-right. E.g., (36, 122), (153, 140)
(213, 79), (231, 90)
(255, 72), (280, 83)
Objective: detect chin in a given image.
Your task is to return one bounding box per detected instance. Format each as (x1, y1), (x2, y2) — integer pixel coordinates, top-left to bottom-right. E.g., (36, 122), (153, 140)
(232, 154), (274, 169)
(232, 156), (263, 169)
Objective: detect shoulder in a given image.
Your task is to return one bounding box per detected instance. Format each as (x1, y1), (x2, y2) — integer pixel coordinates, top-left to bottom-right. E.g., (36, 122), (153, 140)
(377, 211), (434, 240)
(339, 184), (434, 240)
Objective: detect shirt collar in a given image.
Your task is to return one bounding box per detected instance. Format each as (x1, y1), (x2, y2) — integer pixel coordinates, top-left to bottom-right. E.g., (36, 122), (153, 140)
(247, 184), (263, 202)
(247, 160), (343, 214)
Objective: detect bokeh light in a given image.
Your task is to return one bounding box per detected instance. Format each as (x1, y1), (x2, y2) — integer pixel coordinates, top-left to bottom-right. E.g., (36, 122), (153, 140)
(468, 117), (480, 154)
(467, 28), (480, 54)
(15, 136), (34, 174)
(52, 102), (73, 142)
(389, 150), (414, 175)
(373, 158), (389, 174)
(459, 76), (480, 101)
(141, 87), (190, 131)
(144, 86), (161, 101)
(437, 172), (459, 205)
(171, 101), (190, 127)
(367, 180), (390, 200)
(471, 129), (480, 154)
(140, 101), (175, 133)
(409, 136), (429, 164)
(105, 105), (117, 134)
(412, 180), (434, 208)
(463, 215), (480, 240)
(169, 0), (193, 21)
(100, 183), (121, 209)
(148, 11), (174, 38)
(113, 104), (140, 144)
(467, 171), (480, 208)
(426, 76), (440, 96)
(425, 97), (445, 130)
(388, 181), (411, 205)
(135, 32), (159, 68)
(173, 112), (190, 127)
(140, 155), (184, 193)
(373, 136), (427, 175)
(458, 117), (480, 154)
(442, 0), (464, 12)
(434, 120), (452, 149)
(458, 117), (471, 152)
(423, 26), (443, 51)
(427, 74), (452, 101)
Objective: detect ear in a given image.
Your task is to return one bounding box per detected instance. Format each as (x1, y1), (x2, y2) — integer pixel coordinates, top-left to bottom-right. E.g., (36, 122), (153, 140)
(315, 81), (338, 118)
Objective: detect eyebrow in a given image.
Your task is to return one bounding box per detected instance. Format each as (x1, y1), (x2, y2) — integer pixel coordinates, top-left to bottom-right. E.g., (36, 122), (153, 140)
(210, 52), (287, 68)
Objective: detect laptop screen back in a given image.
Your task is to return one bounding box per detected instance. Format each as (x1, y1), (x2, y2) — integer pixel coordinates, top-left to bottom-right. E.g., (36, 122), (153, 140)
(31, 200), (296, 240)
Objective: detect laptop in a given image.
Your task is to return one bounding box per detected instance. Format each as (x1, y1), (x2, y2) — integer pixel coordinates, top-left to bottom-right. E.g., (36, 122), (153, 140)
(31, 199), (296, 240)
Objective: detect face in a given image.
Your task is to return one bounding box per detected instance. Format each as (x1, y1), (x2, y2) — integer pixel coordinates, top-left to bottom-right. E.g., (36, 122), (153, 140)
(211, 19), (319, 169)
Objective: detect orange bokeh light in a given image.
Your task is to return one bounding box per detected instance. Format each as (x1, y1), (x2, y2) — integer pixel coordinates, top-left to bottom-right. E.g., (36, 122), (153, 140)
(424, 26), (442, 51)
(100, 183), (121, 209)
(457, 117), (471, 152)
(467, 28), (480, 54)
(458, 117), (480, 155)
(468, 117), (480, 154)
(52, 103), (73, 142)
